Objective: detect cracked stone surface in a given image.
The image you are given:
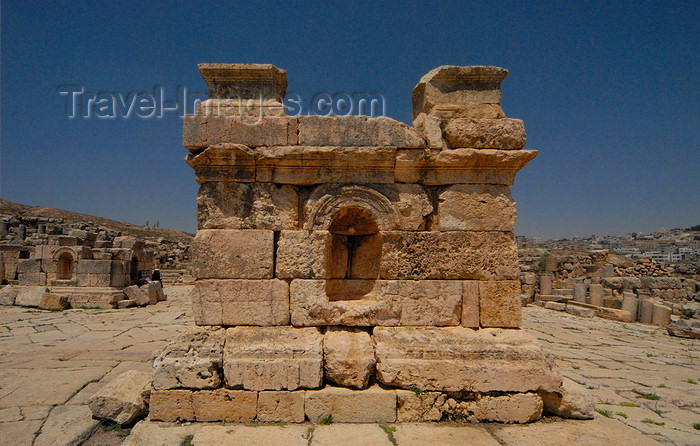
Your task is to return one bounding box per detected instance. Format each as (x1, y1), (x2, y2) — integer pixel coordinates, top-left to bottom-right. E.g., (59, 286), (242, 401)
(0, 287), (697, 445)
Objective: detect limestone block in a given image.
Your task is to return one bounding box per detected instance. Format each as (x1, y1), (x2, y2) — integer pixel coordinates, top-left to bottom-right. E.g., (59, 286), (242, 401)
(186, 144), (256, 183)
(638, 299), (654, 324)
(303, 183), (433, 232)
(190, 229), (274, 279)
(14, 286), (47, 307)
(149, 389), (194, 422)
(588, 284), (604, 306)
(539, 274), (553, 295)
(443, 118), (526, 149)
(479, 280), (522, 328)
(276, 231), (332, 279)
(540, 378), (594, 420)
(183, 114), (296, 149)
(395, 148), (537, 186)
(545, 302), (566, 311)
(412, 113), (446, 149)
(437, 184), (516, 231)
(375, 327), (562, 393)
(191, 279), (290, 326)
(124, 285), (149, 306)
(223, 326), (323, 390)
(192, 389), (257, 422)
(297, 115), (425, 148)
(323, 328), (375, 389)
(18, 272), (46, 286)
(0, 285), (20, 306)
(197, 182), (298, 230)
(87, 370), (152, 425)
(76, 259), (112, 275)
(39, 292), (69, 311)
(257, 391), (305, 423)
(462, 281), (480, 328)
(256, 146), (396, 185)
(290, 279), (462, 327)
(621, 292), (639, 320)
(379, 231), (519, 280)
(139, 283), (159, 305)
(412, 66), (508, 119)
(594, 306), (634, 323)
(573, 283), (587, 303)
(305, 385), (397, 423)
(17, 259), (41, 273)
(396, 390), (446, 422)
(651, 304), (672, 326)
(468, 393), (542, 423)
(198, 63), (288, 100)
(565, 305), (595, 318)
(152, 328), (225, 390)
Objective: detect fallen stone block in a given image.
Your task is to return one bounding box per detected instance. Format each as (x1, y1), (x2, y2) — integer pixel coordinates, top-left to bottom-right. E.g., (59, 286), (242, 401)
(124, 285), (148, 306)
(0, 285), (20, 306)
(87, 370), (152, 425)
(544, 302), (566, 311)
(539, 378), (594, 420)
(305, 385), (397, 423)
(651, 304), (672, 326)
(14, 286), (47, 307)
(152, 328), (225, 390)
(565, 305), (595, 318)
(223, 326), (323, 391)
(323, 327), (375, 389)
(39, 292), (69, 311)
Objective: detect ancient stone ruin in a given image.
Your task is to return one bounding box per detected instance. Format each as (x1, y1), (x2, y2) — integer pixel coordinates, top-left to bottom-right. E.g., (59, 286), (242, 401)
(149, 63), (588, 424)
(1, 235), (163, 310)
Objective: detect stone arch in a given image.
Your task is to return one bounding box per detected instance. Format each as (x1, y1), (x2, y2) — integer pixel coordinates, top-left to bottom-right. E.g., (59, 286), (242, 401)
(303, 185), (401, 231)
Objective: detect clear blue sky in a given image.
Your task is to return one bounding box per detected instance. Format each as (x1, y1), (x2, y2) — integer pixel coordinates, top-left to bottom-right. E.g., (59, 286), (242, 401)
(1, 1), (698, 238)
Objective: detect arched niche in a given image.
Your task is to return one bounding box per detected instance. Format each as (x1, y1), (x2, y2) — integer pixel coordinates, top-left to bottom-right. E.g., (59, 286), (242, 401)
(325, 206), (382, 302)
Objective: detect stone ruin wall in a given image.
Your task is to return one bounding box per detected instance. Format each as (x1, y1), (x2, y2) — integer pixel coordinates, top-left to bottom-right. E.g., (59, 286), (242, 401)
(147, 64), (584, 424)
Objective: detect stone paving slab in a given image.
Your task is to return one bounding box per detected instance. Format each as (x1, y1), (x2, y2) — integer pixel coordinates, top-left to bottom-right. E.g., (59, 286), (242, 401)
(0, 287), (697, 445)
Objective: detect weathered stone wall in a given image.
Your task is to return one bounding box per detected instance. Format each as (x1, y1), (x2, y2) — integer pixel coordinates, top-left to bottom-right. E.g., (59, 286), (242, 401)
(148, 63), (574, 424)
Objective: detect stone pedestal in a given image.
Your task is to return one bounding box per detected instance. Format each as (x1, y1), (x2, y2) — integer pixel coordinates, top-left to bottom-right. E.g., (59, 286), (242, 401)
(539, 274), (552, 295)
(149, 63), (575, 424)
(573, 283), (587, 303)
(621, 292), (639, 320)
(588, 284), (604, 307)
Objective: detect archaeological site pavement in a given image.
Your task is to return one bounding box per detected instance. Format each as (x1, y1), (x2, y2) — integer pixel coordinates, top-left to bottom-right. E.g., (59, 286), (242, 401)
(0, 285), (697, 445)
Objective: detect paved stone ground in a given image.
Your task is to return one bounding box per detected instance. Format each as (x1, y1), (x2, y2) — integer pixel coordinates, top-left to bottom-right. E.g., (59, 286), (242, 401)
(0, 285), (697, 445)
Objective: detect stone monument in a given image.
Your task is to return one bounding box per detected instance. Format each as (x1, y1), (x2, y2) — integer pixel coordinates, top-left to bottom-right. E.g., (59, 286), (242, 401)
(149, 63), (577, 424)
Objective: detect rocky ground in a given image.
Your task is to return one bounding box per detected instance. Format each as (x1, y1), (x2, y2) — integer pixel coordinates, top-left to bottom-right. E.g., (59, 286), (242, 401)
(0, 286), (697, 445)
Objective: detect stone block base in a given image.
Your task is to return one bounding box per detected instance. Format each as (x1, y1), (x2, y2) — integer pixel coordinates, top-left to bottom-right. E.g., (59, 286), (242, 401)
(149, 387), (547, 424)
